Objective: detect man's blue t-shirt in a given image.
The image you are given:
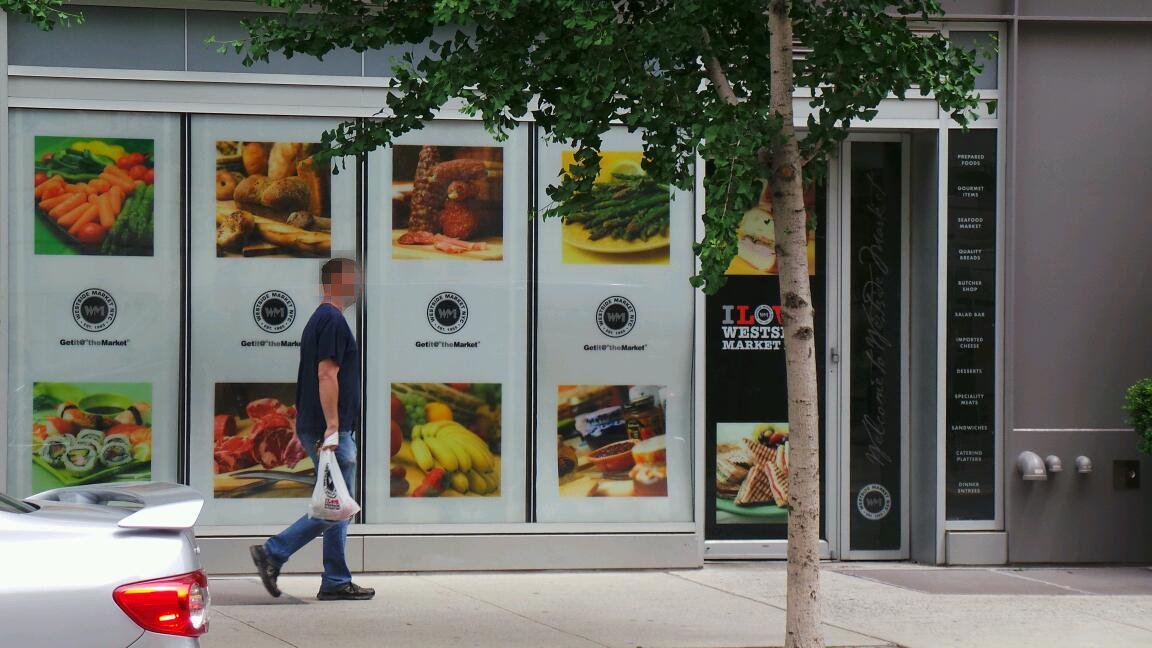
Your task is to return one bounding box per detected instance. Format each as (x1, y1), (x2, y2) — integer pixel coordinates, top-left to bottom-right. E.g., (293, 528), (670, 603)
(295, 303), (360, 437)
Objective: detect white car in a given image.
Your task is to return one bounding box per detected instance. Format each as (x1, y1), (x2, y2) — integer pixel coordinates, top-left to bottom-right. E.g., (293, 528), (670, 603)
(0, 482), (209, 647)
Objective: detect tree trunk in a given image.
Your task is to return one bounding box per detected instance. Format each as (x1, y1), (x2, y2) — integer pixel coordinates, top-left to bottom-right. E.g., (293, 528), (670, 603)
(767, 2), (823, 648)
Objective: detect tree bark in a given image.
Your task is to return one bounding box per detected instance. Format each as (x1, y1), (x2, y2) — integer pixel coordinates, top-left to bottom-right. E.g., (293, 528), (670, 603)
(767, 2), (823, 648)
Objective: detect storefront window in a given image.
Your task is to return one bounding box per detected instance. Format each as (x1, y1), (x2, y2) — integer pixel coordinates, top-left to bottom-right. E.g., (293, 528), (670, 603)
(6, 110), (180, 497)
(363, 121), (530, 523)
(534, 129), (695, 523)
(187, 115), (358, 525)
(950, 31), (999, 91)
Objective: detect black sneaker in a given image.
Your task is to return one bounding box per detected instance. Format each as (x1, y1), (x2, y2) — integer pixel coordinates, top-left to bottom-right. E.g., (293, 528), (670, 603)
(317, 582), (376, 601)
(249, 545), (282, 598)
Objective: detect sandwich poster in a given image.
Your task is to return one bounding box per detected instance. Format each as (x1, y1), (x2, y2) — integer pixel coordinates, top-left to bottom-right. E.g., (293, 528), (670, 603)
(704, 185), (826, 541)
(725, 181), (817, 276)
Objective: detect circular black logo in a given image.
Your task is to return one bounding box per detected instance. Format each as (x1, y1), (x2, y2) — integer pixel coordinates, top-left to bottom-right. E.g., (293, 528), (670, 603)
(72, 289), (117, 332)
(856, 483), (893, 521)
(253, 290), (296, 334)
(427, 292), (469, 334)
(596, 296), (637, 338)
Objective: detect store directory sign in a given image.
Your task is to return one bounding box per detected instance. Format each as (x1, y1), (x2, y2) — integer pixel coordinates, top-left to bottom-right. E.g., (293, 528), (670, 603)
(945, 129), (998, 521)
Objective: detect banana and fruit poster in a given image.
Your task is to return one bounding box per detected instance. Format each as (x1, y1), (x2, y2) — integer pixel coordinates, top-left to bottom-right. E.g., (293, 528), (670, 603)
(363, 121), (529, 524)
(6, 111), (181, 497)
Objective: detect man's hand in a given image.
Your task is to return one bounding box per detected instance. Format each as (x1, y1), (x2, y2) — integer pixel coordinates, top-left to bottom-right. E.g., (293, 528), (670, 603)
(320, 430), (340, 450)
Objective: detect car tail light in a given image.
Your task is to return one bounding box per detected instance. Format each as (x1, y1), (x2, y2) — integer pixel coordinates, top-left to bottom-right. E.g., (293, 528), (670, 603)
(113, 571), (210, 637)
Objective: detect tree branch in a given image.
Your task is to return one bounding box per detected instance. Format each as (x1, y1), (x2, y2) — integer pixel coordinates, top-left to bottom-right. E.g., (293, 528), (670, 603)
(701, 28), (740, 106)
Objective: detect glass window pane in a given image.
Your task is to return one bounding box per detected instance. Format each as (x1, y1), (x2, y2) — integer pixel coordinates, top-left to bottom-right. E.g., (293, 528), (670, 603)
(7, 7), (185, 71)
(362, 121), (529, 523)
(950, 31), (999, 90)
(534, 129), (695, 523)
(187, 115), (359, 525)
(6, 110), (181, 497)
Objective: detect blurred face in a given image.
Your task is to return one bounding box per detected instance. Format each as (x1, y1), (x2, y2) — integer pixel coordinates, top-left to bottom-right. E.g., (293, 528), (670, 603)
(324, 266), (360, 304)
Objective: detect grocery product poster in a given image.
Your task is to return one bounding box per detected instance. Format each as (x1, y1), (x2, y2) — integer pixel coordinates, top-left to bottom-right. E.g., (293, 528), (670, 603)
(364, 121), (529, 524)
(556, 151), (670, 265)
(214, 141), (333, 258)
(187, 116), (358, 525)
(724, 181), (817, 276)
(34, 136), (155, 256)
(556, 385), (669, 497)
(535, 127), (695, 524)
(31, 382), (153, 492)
(704, 186), (826, 541)
(390, 145), (504, 261)
(5, 110), (181, 498)
(212, 383), (312, 499)
(389, 383), (502, 498)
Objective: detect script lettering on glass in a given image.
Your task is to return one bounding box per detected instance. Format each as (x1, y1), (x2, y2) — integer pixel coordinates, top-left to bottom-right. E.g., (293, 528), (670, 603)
(848, 142), (903, 551)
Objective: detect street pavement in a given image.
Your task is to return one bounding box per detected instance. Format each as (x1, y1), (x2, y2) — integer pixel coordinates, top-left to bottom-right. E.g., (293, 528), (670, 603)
(203, 562), (1152, 648)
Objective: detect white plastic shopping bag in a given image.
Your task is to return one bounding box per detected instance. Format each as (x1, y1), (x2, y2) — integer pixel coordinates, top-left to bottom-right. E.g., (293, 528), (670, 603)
(309, 448), (360, 521)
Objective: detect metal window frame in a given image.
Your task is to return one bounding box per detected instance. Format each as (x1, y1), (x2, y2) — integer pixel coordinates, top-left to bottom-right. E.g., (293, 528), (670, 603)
(939, 21), (1008, 537)
(0, 11), (10, 493)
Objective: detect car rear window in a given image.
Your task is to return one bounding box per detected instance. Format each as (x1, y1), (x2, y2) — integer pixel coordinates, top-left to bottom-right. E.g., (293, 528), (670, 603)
(0, 493), (37, 513)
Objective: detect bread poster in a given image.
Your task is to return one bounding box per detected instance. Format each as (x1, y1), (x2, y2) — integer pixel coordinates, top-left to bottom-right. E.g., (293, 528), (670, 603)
(215, 141), (333, 258)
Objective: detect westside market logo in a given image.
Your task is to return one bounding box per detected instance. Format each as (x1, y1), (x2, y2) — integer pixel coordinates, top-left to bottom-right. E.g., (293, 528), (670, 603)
(596, 296), (637, 338)
(719, 303), (784, 351)
(427, 291), (469, 334)
(856, 483), (893, 521)
(253, 290), (296, 334)
(72, 288), (117, 332)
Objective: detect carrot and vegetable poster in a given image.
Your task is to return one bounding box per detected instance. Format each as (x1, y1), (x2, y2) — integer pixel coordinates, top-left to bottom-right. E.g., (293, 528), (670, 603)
(33, 136), (155, 256)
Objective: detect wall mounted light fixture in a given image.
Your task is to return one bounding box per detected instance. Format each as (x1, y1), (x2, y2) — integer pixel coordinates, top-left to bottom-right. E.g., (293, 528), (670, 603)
(1075, 456), (1093, 474)
(1045, 455), (1063, 473)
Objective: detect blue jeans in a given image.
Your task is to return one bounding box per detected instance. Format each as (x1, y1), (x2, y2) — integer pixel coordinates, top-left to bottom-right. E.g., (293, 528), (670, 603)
(264, 430), (357, 592)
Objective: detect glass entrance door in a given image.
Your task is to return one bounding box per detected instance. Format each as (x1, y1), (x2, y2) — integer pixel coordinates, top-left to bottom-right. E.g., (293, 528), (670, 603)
(837, 136), (910, 559)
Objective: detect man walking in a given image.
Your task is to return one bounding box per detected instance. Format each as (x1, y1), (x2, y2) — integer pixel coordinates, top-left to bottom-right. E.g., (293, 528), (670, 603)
(250, 257), (375, 601)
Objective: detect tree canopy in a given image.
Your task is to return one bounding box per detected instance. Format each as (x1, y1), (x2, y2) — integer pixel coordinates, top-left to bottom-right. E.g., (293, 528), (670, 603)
(226, 0), (988, 290)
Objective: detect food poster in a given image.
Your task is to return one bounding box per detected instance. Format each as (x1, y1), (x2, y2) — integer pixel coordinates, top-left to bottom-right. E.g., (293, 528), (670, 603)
(556, 151), (671, 265)
(213, 383), (313, 499)
(363, 121), (529, 524)
(556, 385), (669, 498)
(534, 127), (695, 524)
(215, 141), (333, 258)
(389, 383), (502, 498)
(34, 136), (155, 256)
(187, 116), (358, 525)
(725, 180), (818, 276)
(31, 382), (153, 492)
(714, 423), (790, 524)
(391, 145), (504, 261)
(6, 110), (182, 497)
(704, 192), (826, 539)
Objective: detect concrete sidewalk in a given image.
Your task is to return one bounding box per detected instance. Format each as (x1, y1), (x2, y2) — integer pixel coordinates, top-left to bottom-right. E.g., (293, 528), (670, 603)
(203, 563), (1152, 648)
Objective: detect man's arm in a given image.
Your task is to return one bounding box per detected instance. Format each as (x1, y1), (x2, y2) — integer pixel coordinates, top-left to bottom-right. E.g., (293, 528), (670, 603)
(318, 358), (341, 448)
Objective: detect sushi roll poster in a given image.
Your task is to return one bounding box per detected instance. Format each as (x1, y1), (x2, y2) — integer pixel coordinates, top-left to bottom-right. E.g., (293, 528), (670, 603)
(31, 382), (152, 491)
